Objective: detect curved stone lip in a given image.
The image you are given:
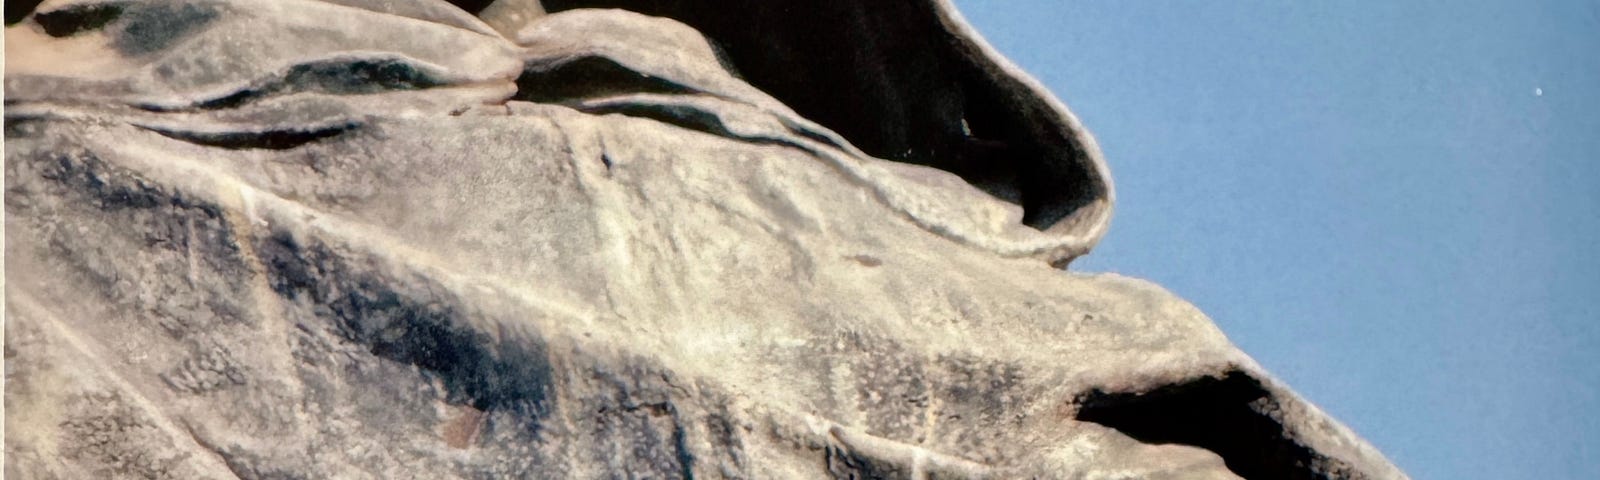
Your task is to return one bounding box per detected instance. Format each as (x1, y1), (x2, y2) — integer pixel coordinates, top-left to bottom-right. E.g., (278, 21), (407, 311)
(520, 0), (1116, 265)
(771, 0), (1116, 265)
(926, 0), (1116, 260)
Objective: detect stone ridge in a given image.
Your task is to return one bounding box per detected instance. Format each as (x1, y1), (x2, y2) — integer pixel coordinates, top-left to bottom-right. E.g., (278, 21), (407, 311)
(4, 1), (1406, 479)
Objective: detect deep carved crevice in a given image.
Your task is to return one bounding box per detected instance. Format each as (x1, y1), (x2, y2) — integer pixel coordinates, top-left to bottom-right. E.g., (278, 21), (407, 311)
(141, 124), (357, 150)
(515, 56), (700, 104)
(444, 0), (499, 15)
(6, 0), (49, 25)
(1075, 371), (1355, 480)
(125, 58), (451, 112)
(31, 3), (123, 36)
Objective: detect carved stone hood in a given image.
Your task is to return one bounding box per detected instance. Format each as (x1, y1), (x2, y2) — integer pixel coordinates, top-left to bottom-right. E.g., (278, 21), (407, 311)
(8, 0), (1113, 265)
(534, 0), (1116, 243)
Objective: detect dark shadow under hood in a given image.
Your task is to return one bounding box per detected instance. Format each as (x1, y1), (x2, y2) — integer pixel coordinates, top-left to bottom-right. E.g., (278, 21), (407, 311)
(531, 0), (1114, 248)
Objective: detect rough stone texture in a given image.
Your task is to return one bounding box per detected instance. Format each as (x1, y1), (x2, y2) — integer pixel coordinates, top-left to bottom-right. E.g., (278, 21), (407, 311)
(5, 1), (1406, 478)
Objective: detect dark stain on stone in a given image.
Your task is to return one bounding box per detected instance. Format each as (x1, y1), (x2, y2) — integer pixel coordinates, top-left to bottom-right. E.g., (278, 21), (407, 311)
(112, 2), (220, 57)
(670, 405), (696, 480)
(825, 442), (906, 480)
(939, 353), (1024, 423)
(701, 405), (748, 473)
(35, 148), (228, 219)
(846, 254), (882, 267)
(256, 230), (555, 424)
(585, 364), (699, 478)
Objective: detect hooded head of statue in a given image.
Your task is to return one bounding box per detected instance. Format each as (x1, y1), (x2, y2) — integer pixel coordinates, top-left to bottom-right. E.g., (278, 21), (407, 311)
(6, 0), (1113, 266)
(517, 0), (1116, 264)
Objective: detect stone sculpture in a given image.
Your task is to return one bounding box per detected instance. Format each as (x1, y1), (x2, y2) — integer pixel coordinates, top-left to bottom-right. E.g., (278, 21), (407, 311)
(4, 0), (1406, 478)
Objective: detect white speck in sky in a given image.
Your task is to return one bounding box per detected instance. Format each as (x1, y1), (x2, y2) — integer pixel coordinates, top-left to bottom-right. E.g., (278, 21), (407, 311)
(1535, 87), (1543, 96)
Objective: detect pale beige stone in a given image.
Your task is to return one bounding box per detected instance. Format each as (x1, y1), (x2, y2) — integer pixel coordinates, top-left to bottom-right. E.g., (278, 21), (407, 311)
(5, 1), (1404, 478)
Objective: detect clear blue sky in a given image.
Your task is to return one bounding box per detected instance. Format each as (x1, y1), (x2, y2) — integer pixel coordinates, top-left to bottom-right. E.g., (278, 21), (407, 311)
(955, 1), (1600, 478)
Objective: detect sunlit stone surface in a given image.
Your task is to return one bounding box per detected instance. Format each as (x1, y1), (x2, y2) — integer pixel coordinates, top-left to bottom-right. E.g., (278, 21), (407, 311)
(4, 1), (1405, 478)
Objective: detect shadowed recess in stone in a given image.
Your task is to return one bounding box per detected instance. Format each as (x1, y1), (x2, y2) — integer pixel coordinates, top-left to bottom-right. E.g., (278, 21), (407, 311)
(567, 99), (806, 152)
(31, 2), (122, 36)
(515, 56), (699, 104)
(17, 1), (220, 54)
(139, 123), (358, 150)
(1074, 371), (1354, 480)
(131, 58), (454, 112)
(5, 0), (47, 25)
(256, 230), (556, 419)
(540, 0), (1106, 231)
(444, 0), (499, 14)
(826, 443), (908, 479)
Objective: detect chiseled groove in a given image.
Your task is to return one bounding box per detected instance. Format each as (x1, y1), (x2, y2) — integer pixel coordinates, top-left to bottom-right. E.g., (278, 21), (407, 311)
(135, 122), (358, 150)
(827, 423), (992, 479)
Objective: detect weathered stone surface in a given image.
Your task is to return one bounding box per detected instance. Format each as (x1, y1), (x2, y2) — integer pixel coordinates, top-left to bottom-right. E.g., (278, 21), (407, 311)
(5, 1), (1405, 478)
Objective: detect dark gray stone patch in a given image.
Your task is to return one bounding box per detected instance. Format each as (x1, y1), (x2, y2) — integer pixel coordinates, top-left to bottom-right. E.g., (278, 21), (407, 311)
(59, 392), (189, 480)
(112, 2), (221, 57)
(255, 228), (555, 421)
(5, 121), (253, 339)
(580, 361), (698, 479)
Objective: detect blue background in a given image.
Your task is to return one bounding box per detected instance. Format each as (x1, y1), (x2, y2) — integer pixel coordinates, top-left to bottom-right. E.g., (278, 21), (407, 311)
(955, 1), (1600, 478)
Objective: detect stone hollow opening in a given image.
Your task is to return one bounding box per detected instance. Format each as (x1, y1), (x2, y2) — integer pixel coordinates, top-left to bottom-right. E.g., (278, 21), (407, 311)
(1074, 371), (1351, 480)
